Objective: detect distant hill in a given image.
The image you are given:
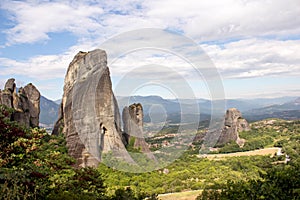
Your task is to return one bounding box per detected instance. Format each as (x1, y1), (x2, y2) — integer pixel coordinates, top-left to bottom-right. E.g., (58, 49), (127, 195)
(241, 96), (298, 107)
(117, 96), (300, 124)
(39, 96), (59, 127)
(222, 96), (298, 112)
(117, 96), (210, 124)
(54, 99), (61, 105)
(244, 97), (300, 121)
(40, 96), (299, 129)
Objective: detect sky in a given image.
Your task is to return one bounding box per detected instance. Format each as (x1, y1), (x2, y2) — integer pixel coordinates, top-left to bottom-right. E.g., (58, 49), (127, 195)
(0, 0), (299, 100)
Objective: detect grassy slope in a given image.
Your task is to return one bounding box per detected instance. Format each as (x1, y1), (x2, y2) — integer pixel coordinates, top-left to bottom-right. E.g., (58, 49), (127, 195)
(99, 119), (300, 196)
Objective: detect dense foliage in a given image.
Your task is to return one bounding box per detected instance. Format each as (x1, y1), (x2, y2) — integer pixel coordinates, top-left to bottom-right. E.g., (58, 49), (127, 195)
(196, 119), (300, 200)
(99, 119), (300, 198)
(1, 102), (299, 200)
(0, 105), (155, 200)
(197, 163), (300, 200)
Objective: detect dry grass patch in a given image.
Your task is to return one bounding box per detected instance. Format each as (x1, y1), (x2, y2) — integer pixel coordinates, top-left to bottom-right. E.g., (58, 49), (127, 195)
(158, 190), (202, 200)
(198, 147), (281, 160)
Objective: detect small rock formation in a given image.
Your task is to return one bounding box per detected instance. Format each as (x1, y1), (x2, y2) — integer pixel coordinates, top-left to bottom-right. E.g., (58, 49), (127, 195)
(122, 103), (144, 146)
(53, 49), (133, 167)
(0, 78), (40, 128)
(217, 108), (250, 146)
(122, 103), (156, 160)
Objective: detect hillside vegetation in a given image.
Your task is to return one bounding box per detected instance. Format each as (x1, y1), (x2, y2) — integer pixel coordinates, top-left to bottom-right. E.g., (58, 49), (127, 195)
(98, 118), (300, 199)
(0, 105), (157, 200)
(1, 103), (299, 199)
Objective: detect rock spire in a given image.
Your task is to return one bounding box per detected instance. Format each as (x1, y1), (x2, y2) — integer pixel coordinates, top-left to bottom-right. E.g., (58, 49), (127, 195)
(52, 49), (133, 167)
(217, 108), (250, 146)
(0, 78), (40, 128)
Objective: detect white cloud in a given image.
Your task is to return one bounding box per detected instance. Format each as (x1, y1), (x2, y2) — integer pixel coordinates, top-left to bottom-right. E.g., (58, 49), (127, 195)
(0, 38), (103, 80)
(1, 38), (299, 81)
(145, 0), (300, 41)
(0, 0), (300, 99)
(1, 0), (104, 45)
(202, 39), (300, 78)
(1, 0), (300, 45)
(0, 54), (70, 79)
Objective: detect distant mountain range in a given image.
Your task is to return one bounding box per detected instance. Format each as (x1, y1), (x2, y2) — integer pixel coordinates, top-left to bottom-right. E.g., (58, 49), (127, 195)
(243, 97), (300, 121)
(39, 96), (59, 128)
(39, 95), (300, 129)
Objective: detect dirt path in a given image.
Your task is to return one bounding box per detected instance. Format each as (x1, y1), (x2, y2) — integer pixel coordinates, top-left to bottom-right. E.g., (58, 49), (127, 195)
(197, 147), (281, 160)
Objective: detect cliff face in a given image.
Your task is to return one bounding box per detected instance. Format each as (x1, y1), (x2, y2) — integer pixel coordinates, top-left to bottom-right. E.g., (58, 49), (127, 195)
(53, 49), (132, 167)
(122, 103), (144, 146)
(0, 78), (40, 128)
(122, 103), (155, 160)
(217, 108), (250, 146)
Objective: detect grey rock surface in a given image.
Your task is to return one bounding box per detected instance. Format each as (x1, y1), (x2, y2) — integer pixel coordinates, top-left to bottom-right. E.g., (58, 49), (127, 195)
(217, 108), (250, 146)
(0, 79), (40, 128)
(53, 49), (133, 167)
(122, 103), (156, 160)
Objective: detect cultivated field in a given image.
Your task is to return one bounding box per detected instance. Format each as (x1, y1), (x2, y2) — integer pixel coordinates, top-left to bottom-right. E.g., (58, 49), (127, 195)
(198, 147), (281, 160)
(158, 190), (202, 200)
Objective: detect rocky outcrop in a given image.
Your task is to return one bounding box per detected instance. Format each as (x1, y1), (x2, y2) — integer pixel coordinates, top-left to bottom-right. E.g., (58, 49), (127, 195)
(0, 78), (40, 128)
(53, 49), (133, 167)
(122, 103), (144, 146)
(217, 108), (250, 146)
(122, 103), (155, 160)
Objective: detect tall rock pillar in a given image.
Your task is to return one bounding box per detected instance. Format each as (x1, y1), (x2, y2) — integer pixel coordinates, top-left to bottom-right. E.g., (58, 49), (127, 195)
(53, 49), (133, 167)
(122, 103), (156, 160)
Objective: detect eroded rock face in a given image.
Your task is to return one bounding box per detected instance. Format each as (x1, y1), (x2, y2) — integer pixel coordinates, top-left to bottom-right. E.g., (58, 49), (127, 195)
(122, 103), (145, 148)
(217, 108), (250, 146)
(53, 49), (132, 167)
(0, 78), (40, 128)
(122, 103), (156, 160)
(24, 84), (40, 127)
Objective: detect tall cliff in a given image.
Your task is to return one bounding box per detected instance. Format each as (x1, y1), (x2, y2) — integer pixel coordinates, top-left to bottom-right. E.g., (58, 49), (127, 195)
(52, 49), (132, 167)
(0, 78), (40, 128)
(217, 108), (250, 146)
(122, 103), (156, 160)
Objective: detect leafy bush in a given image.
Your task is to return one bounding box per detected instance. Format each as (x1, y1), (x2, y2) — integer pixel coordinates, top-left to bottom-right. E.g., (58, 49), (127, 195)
(218, 142), (241, 153)
(197, 162), (300, 200)
(0, 105), (159, 200)
(0, 105), (109, 199)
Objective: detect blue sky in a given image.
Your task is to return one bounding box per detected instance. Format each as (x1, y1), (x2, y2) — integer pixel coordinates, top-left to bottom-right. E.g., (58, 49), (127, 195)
(0, 0), (299, 100)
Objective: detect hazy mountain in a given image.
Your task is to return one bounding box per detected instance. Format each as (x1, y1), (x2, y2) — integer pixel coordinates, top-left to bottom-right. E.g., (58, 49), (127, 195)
(41, 96), (299, 129)
(39, 96), (59, 127)
(240, 96), (298, 107)
(54, 99), (61, 105)
(118, 96), (300, 123)
(244, 97), (300, 121)
(221, 97), (298, 111)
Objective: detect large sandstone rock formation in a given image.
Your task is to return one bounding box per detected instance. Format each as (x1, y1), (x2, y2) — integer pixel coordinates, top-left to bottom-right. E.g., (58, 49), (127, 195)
(122, 103), (143, 146)
(122, 103), (156, 160)
(53, 49), (133, 167)
(0, 78), (40, 128)
(217, 108), (250, 146)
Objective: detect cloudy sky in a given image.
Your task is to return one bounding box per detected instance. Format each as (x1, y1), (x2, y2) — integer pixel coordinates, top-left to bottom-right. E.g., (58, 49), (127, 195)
(0, 0), (299, 100)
